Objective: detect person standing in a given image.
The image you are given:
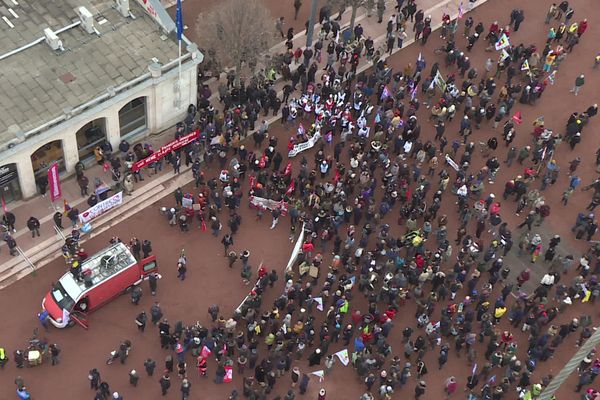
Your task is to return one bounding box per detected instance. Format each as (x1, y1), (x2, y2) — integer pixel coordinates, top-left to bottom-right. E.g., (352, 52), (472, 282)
(27, 216), (40, 238)
(144, 358), (156, 376)
(570, 74), (585, 95)
(149, 272), (158, 296)
(2, 211), (16, 232)
(270, 208), (281, 230)
(142, 240), (152, 258)
(53, 212), (63, 230)
(77, 174), (89, 196)
(49, 343), (60, 365)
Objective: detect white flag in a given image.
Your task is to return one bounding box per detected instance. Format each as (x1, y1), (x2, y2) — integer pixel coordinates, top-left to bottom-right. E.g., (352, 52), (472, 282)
(314, 297), (324, 311)
(335, 349), (350, 366)
(310, 370), (325, 382)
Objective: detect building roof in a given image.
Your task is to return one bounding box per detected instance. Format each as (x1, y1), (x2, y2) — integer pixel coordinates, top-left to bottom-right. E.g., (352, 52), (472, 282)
(0, 0), (181, 145)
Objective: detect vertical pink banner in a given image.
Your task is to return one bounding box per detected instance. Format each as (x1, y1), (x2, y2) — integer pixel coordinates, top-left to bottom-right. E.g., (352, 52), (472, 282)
(48, 163), (62, 201)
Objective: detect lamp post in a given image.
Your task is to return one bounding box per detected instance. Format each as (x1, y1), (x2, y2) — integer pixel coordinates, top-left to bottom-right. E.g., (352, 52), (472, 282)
(538, 325), (600, 399)
(305, 0), (319, 48)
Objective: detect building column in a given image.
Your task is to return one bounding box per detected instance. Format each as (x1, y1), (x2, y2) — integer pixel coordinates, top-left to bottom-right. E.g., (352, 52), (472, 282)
(61, 135), (79, 174)
(17, 157), (36, 199)
(105, 113), (121, 149)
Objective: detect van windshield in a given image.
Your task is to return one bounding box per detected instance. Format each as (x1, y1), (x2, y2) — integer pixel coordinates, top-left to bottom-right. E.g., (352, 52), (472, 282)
(51, 282), (75, 311)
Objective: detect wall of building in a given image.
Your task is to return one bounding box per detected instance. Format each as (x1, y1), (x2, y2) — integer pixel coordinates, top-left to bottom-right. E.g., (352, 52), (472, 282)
(0, 59), (198, 200)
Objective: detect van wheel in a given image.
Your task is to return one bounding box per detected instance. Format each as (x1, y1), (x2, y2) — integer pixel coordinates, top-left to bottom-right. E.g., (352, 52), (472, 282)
(67, 320), (75, 328)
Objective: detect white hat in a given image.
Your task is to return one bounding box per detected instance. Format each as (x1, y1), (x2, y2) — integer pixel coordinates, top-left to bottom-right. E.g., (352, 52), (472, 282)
(113, 393), (120, 399)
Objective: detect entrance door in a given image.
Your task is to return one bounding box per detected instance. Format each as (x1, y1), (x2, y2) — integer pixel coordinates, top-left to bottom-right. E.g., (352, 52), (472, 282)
(0, 164), (21, 204)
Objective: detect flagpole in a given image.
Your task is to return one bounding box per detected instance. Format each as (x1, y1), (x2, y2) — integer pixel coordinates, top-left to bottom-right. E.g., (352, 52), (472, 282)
(176, 0), (183, 106)
(178, 37), (182, 94)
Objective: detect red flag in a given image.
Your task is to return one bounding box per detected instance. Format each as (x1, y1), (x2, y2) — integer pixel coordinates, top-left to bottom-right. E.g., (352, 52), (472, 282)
(48, 162), (62, 202)
(285, 179), (295, 196)
(249, 175), (256, 189)
(63, 199), (71, 212)
(283, 161), (292, 176)
(333, 169), (341, 185)
(201, 219), (207, 232)
(512, 111), (522, 125)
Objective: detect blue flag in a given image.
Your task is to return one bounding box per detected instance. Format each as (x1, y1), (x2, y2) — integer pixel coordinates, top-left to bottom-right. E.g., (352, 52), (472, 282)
(176, 0), (184, 41)
(354, 337), (365, 353)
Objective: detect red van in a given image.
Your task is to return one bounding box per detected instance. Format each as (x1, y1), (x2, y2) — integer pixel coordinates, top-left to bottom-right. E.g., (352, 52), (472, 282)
(42, 242), (158, 328)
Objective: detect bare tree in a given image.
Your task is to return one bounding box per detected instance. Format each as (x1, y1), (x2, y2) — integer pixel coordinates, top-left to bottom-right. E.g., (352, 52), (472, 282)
(326, 0), (370, 38)
(195, 0), (276, 84)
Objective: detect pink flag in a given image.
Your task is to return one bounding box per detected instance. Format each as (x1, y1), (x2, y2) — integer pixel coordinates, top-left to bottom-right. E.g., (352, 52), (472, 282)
(223, 365), (233, 383)
(48, 162), (62, 202)
(458, 1), (464, 19)
(380, 85), (391, 100)
(200, 345), (212, 358)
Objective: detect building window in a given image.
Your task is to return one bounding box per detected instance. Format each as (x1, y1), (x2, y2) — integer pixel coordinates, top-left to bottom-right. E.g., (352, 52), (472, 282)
(119, 97), (147, 138)
(31, 140), (65, 179)
(76, 119), (107, 162)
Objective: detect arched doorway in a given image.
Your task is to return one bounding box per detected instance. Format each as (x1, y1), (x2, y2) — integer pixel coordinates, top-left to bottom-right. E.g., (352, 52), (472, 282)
(119, 97), (147, 139)
(0, 163), (21, 205)
(31, 140), (65, 180)
(76, 118), (107, 162)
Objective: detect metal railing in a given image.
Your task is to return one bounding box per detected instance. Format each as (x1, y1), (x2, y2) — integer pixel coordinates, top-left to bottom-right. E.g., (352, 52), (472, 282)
(16, 246), (36, 274)
(54, 225), (67, 241)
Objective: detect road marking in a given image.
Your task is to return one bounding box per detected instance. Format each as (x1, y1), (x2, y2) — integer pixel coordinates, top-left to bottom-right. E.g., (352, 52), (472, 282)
(3, 16), (14, 28)
(9, 8), (18, 18)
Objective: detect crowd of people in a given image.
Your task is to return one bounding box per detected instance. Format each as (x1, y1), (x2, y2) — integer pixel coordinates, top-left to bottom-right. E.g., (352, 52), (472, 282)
(4, 0), (600, 399)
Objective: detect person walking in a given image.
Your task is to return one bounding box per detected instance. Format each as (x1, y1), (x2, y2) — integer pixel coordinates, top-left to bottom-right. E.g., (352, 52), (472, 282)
(159, 373), (171, 396)
(570, 74), (585, 95)
(135, 311), (147, 332)
(129, 369), (139, 387)
(221, 233), (234, 255)
(177, 262), (187, 281)
(293, 0), (302, 20)
(181, 378), (192, 400)
(414, 380), (426, 399)
(144, 358), (156, 376)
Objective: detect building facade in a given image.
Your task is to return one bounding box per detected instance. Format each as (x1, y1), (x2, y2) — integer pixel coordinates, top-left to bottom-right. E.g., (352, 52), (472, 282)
(0, 0), (202, 204)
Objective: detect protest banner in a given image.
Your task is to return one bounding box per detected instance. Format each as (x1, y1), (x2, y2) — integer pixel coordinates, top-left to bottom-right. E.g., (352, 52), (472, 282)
(445, 154), (460, 171)
(132, 130), (199, 172)
(248, 196), (289, 215)
(79, 192), (123, 224)
(288, 132), (321, 157)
